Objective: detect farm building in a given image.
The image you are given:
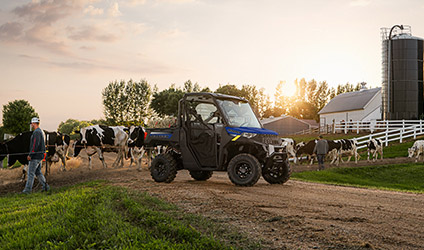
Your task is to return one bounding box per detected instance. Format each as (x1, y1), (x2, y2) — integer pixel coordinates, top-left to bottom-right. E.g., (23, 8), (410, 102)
(318, 87), (382, 126)
(261, 115), (318, 135)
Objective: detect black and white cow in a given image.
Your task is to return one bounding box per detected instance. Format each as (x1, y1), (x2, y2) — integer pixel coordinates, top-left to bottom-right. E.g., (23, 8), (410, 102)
(127, 125), (147, 170)
(0, 131), (70, 179)
(367, 139), (383, 162)
(339, 139), (360, 164)
(73, 125), (128, 169)
(408, 140), (424, 162)
(327, 140), (343, 165)
(295, 140), (317, 165)
(281, 138), (297, 163)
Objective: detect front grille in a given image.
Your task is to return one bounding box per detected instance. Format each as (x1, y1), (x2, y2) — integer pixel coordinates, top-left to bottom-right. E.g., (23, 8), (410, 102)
(256, 134), (281, 145)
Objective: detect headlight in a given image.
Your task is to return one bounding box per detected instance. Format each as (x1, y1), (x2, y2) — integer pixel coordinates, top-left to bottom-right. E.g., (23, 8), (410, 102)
(241, 132), (257, 139)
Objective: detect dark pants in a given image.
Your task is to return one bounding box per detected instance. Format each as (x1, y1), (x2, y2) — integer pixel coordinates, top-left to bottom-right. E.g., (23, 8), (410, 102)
(317, 154), (326, 170)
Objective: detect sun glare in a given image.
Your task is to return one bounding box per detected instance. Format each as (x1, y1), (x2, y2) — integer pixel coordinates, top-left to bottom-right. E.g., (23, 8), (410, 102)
(279, 81), (297, 97)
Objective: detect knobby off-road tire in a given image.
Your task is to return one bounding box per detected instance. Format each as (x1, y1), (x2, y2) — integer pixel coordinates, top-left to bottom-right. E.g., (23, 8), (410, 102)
(150, 153), (178, 183)
(227, 153), (261, 187)
(262, 159), (291, 184)
(189, 170), (213, 181)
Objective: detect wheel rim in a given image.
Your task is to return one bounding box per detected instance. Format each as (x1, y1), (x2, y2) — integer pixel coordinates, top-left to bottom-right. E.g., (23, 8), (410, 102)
(235, 161), (252, 179)
(265, 163), (286, 178)
(155, 161), (167, 177)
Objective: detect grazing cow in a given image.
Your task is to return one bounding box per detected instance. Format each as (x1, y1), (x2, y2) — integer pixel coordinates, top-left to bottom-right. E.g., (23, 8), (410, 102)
(73, 125), (128, 169)
(408, 140), (424, 162)
(281, 138), (296, 162)
(339, 139), (360, 164)
(327, 140), (343, 165)
(0, 131), (70, 179)
(367, 139), (383, 162)
(295, 140), (317, 165)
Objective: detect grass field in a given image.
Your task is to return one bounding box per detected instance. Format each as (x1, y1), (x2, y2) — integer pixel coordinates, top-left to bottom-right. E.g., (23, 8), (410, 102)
(292, 163), (424, 193)
(0, 181), (260, 250)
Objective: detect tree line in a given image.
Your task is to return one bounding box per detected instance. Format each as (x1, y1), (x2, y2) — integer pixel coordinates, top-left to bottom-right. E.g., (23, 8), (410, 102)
(1, 79), (363, 139)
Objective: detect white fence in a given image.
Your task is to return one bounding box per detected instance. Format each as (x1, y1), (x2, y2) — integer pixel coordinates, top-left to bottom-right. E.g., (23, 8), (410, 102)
(333, 120), (424, 134)
(353, 123), (424, 150)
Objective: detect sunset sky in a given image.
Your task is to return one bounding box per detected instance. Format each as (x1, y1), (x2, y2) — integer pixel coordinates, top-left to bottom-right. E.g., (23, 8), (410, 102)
(1, 0), (424, 130)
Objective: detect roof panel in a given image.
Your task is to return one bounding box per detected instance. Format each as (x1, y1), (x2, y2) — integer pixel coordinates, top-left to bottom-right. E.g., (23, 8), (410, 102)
(318, 88), (381, 114)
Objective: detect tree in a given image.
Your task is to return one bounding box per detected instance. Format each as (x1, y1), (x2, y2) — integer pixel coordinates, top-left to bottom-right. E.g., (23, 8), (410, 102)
(215, 84), (243, 97)
(57, 119), (93, 140)
(2, 100), (38, 135)
(102, 79), (152, 126)
(151, 85), (185, 116)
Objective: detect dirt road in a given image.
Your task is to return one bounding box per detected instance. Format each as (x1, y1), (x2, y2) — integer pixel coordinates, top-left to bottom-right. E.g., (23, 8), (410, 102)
(1, 154), (423, 249)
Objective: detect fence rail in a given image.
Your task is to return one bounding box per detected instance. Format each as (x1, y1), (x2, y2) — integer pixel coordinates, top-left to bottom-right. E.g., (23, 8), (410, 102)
(333, 120), (424, 134)
(350, 124), (423, 151)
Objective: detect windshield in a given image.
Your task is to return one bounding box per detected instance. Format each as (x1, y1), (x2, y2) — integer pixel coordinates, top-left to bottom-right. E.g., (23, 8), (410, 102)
(216, 99), (262, 128)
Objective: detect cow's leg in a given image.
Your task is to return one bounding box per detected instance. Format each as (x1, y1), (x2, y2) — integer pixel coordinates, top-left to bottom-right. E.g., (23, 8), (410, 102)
(120, 147), (125, 168)
(346, 154), (352, 163)
(147, 149), (153, 169)
(372, 150), (377, 162)
(112, 147), (123, 168)
(380, 148), (383, 160)
(137, 148), (145, 171)
(21, 165), (28, 182)
(367, 149), (370, 162)
(88, 155), (92, 170)
(45, 161), (49, 176)
(97, 148), (107, 168)
(355, 151), (360, 164)
(128, 148), (134, 168)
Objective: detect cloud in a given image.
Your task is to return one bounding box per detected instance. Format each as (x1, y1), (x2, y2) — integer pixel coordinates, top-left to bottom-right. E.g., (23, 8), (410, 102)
(79, 45), (96, 50)
(67, 25), (118, 42)
(127, 0), (147, 6)
(349, 0), (371, 7)
(12, 0), (84, 25)
(0, 22), (23, 40)
(108, 2), (122, 17)
(83, 5), (104, 16)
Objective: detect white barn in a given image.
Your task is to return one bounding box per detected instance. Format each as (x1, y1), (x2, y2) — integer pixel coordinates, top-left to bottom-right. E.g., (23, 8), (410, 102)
(318, 87), (382, 126)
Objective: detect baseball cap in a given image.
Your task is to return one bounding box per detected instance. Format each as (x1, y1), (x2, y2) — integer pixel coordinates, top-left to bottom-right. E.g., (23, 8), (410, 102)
(30, 117), (40, 124)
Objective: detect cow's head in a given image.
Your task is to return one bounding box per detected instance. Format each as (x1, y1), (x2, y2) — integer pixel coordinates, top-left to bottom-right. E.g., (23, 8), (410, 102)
(127, 126), (138, 145)
(128, 126), (146, 146)
(295, 142), (305, 155)
(408, 146), (416, 158)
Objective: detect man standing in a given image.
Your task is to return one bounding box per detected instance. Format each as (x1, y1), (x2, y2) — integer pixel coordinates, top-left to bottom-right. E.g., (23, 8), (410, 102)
(22, 117), (50, 194)
(313, 135), (329, 171)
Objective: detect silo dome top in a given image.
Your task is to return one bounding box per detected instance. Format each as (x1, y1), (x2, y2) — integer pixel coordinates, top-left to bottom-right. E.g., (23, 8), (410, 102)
(391, 33), (423, 40)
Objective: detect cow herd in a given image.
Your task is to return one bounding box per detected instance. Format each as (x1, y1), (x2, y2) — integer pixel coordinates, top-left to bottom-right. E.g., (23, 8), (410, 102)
(281, 137), (384, 165)
(1, 124), (424, 179)
(0, 125), (156, 179)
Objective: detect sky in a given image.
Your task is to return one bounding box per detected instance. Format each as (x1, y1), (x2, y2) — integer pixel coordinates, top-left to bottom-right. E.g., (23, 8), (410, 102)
(0, 0), (424, 130)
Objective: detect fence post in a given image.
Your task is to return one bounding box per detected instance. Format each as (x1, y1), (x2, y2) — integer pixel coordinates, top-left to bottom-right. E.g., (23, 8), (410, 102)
(400, 128), (403, 143)
(414, 126), (417, 139)
(356, 121), (359, 134)
(386, 120), (389, 131)
(402, 119), (405, 130)
(421, 119), (423, 133)
(385, 130), (388, 146)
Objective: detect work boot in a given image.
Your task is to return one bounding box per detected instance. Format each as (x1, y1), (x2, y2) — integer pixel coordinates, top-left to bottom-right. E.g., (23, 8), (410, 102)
(42, 184), (50, 192)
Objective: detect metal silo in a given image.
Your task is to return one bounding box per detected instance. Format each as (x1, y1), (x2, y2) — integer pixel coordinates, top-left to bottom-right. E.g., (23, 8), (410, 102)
(381, 25), (424, 120)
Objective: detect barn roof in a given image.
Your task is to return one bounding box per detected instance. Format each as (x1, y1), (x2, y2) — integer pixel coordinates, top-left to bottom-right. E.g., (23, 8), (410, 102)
(318, 87), (381, 115)
(261, 115), (318, 128)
